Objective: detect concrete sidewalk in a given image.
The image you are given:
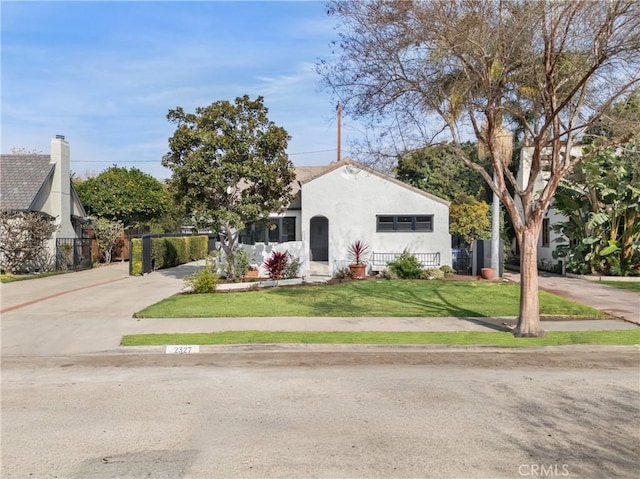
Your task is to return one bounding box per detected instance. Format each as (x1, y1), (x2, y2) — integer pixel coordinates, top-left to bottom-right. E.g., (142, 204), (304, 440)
(1, 261), (637, 357)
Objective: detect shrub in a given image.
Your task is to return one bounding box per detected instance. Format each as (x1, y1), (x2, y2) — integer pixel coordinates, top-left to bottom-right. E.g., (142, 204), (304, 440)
(0, 211), (57, 274)
(334, 267), (354, 281)
(234, 248), (251, 277)
(264, 250), (289, 282)
(387, 250), (423, 279)
(378, 269), (398, 280)
(421, 268), (445, 280)
(284, 253), (302, 279)
(440, 265), (455, 277)
(92, 218), (123, 263)
(184, 262), (218, 293)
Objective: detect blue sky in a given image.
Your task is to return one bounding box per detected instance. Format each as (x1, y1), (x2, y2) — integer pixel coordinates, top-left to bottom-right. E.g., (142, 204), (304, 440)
(1, 1), (355, 179)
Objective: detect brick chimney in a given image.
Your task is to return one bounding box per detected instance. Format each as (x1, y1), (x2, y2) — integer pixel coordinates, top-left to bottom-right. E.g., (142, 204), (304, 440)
(49, 135), (75, 237)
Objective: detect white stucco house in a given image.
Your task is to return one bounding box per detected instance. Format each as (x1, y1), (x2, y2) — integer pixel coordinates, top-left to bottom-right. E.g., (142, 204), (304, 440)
(0, 136), (90, 267)
(515, 145), (585, 271)
(238, 159), (452, 277)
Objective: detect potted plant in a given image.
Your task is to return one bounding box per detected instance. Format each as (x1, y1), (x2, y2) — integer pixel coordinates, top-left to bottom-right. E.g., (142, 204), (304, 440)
(347, 240), (370, 279)
(245, 265), (259, 279)
(480, 267), (496, 280)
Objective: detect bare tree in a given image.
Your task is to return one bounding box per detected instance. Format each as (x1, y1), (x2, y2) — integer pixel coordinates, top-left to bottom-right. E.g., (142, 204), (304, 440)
(0, 211), (58, 274)
(319, 0), (640, 336)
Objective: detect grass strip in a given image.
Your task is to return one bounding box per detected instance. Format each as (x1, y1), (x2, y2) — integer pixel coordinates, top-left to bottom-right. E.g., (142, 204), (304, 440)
(121, 329), (640, 348)
(134, 280), (604, 319)
(0, 271), (66, 283)
(597, 281), (640, 293)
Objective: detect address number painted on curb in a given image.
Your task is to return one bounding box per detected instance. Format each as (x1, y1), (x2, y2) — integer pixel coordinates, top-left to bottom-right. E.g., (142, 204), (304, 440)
(166, 345), (200, 354)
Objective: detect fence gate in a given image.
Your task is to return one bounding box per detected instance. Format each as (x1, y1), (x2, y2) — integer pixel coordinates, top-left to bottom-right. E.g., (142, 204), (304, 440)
(452, 247), (472, 275)
(56, 238), (93, 271)
(142, 235), (153, 274)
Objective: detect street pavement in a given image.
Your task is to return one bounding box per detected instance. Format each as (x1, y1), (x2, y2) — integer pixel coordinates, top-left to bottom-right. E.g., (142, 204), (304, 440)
(0, 261), (638, 357)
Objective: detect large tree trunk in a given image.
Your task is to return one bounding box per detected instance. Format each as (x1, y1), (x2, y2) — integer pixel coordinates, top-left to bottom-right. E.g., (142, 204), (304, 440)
(514, 227), (545, 337)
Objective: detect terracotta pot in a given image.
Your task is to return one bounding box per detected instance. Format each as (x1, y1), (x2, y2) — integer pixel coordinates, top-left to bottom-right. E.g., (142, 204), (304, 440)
(245, 270), (259, 278)
(349, 263), (367, 279)
(480, 267), (496, 280)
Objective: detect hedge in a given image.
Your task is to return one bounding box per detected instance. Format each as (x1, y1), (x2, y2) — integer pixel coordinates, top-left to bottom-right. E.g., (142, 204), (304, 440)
(130, 235), (208, 275)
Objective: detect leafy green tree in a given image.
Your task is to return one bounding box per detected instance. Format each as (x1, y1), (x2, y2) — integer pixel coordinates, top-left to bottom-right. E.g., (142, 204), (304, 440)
(320, 0), (640, 336)
(553, 144), (640, 275)
(162, 95), (295, 278)
(449, 195), (492, 248)
(75, 166), (171, 228)
(92, 217), (124, 263)
(396, 142), (491, 202)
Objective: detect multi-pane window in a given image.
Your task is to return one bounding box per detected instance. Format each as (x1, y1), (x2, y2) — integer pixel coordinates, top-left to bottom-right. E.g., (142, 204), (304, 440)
(376, 215), (434, 232)
(240, 217), (297, 245)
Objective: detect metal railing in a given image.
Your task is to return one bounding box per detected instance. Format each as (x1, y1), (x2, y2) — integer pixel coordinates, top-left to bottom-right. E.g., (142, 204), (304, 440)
(56, 238), (93, 271)
(370, 252), (441, 270)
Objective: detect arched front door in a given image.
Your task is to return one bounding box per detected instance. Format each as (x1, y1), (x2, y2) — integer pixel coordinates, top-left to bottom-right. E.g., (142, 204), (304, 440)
(309, 216), (329, 261)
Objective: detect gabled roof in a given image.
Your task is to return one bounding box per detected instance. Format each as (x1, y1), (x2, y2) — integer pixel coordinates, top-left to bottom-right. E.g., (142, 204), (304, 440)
(297, 158), (450, 206)
(0, 154), (54, 210)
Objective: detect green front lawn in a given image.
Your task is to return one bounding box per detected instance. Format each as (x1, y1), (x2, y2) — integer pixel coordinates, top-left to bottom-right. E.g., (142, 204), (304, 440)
(598, 281), (640, 293)
(134, 280), (605, 319)
(121, 330), (640, 347)
(0, 271), (65, 283)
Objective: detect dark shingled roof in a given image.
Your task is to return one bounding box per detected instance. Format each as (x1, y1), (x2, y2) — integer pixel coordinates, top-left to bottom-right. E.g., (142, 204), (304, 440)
(0, 154), (54, 210)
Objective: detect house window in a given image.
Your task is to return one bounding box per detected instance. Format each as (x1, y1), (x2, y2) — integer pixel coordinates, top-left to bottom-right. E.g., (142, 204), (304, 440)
(240, 217), (296, 244)
(376, 215), (434, 232)
(542, 218), (550, 247)
(377, 216), (395, 231)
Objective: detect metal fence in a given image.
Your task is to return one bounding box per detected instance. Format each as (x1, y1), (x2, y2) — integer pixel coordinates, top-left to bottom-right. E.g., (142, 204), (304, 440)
(452, 247), (472, 275)
(56, 238), (93, 271)
(370, 252), (441, 271)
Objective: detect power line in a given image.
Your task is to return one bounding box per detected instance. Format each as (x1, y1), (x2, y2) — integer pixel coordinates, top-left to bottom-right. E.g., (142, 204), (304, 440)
(71, 148), (339, 163)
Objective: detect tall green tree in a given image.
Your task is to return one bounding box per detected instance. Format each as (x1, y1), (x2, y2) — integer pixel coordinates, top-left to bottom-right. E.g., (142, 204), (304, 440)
(320, 0), (640, 336)
(75, 166), (171, 228)
(449, 195), (491, 247)
(162, 95), (295, 278)
(396, 142), (491, 202)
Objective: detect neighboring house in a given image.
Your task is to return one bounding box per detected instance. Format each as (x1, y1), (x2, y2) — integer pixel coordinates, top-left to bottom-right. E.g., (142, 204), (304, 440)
(515, 145), (584, 271)
(238, 158), (452, 276)
(0, 136), (90, 264)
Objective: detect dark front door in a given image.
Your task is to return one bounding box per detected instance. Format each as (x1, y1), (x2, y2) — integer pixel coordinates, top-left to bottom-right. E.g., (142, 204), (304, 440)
(309, 216), (329, 261)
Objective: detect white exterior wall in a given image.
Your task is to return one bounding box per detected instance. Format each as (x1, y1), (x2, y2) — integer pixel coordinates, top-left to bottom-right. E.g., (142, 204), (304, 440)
(300, 164), (451, 274)
(516, 146), (584, 269)
(238, 241), (305, 277)
(538, 205), (565, 269)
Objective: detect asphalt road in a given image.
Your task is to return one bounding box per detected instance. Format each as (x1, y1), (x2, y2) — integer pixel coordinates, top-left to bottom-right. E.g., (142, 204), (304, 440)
(2, 356), (639, 479)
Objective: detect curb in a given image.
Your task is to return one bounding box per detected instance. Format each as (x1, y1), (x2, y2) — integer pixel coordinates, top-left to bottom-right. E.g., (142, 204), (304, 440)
(99, 343), (640, 356)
